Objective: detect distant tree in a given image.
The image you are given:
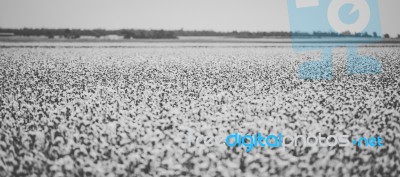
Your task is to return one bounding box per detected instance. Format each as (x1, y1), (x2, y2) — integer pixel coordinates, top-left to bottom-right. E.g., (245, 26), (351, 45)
(384, 34), (390, 38)
(72, 34), (80, 39)
(361, 32), (370, 37)
(373, 32), (378, 38)
(341, 31), (352, 36)
(63, 29), (71, 38)
(398, 34), (400, 39)
(120, 29), (133, 39)
(46, 30), (54, 39)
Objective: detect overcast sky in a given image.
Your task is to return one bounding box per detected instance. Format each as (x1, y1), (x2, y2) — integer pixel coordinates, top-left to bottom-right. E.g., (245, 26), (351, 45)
(0, 0), (399, 36)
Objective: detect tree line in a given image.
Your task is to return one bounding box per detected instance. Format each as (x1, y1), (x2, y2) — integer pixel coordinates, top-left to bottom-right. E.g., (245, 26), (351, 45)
(0, 28), (176, 39)
(0, 28), (391, 39)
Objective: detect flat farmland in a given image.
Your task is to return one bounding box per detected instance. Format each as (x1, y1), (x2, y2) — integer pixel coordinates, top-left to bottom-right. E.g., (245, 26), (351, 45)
(0, 43), (400, 177)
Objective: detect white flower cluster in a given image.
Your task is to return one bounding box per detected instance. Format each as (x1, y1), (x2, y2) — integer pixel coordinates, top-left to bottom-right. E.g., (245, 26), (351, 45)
(0, 45), (399, 177)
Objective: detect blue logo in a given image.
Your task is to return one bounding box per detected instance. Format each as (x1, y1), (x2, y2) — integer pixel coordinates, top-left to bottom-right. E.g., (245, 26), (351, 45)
(287, 0), (382, 80)
(225, 133), (384, 152)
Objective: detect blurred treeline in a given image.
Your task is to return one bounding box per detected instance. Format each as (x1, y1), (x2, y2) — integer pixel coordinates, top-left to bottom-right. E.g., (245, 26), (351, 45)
(0, 28), (385, 39)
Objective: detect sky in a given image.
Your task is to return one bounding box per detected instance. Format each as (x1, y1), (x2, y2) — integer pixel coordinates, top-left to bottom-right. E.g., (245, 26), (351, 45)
(0, 0), (399, 36)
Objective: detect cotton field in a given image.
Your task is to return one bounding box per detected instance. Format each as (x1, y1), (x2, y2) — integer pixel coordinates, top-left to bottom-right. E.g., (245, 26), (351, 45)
(0, 44), (400, 177)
